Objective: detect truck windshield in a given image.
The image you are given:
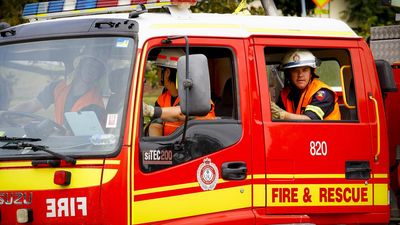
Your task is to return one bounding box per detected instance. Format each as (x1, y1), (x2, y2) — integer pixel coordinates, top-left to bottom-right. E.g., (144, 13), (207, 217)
(0, 37), (135, 159)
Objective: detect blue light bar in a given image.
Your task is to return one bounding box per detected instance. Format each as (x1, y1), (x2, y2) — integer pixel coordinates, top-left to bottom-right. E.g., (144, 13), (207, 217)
(22, 2), (39, 16)
(22, 0), (174, 21)
(76, 0), (97, 10)
(48, 0), (65, 13)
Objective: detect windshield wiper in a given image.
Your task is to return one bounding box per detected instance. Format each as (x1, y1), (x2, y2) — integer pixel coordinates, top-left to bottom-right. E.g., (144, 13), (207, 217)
(0, 136), (41, 142)
(0, 136), (76, 165)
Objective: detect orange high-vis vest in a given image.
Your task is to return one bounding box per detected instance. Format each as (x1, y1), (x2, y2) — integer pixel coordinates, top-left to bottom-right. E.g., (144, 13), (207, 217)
(53, 80), (105, 124)
(280, 79), (341, 120)
(156, 91), (215, 136)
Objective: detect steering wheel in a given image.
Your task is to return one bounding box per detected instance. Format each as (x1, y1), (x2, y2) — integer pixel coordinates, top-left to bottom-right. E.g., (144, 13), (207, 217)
(0, 111), (67, 136)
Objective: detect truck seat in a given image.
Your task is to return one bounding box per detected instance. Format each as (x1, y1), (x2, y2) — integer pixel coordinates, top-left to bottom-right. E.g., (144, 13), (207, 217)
(106, 68), (130, 114)
(339, 79), (358, 121)
(214, 78), (234, 118)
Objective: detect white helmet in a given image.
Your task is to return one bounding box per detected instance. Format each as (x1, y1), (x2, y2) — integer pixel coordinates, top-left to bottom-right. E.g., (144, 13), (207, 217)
(281, 49), (319, 70)
(155, 48), (185, 69)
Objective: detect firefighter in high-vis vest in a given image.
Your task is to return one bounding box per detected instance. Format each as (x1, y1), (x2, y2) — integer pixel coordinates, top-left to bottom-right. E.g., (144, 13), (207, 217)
(271, 49), (341, 120)
(13, 55), (106, 125)
(145, 48), (215, 136)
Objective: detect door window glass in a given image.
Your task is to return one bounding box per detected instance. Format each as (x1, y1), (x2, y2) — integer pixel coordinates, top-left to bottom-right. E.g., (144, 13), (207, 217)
(265, 47), (358, 121)
(140, 46), (242, 172)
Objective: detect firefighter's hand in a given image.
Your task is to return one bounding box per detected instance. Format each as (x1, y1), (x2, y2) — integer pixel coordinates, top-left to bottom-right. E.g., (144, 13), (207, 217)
(270, 101), (287, 120)
(160, 106), (185, 122)
(143, 102), (154, 117)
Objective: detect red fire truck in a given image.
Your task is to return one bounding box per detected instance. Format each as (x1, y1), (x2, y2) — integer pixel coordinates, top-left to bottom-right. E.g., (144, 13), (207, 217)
(370, 24), (400, 222)
(0, 0), (397, 224)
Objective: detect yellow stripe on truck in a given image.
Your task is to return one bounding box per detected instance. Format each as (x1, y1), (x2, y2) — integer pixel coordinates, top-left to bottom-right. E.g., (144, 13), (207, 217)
(266, 174), (345, 179)
(150, 24), (357, 38)
(246, 28), (357, 37)
(0, 159), (120, 168)
(133, 185), (252, 224)
(151, 24), (241, 29)
(254, 184), (266, 207)
(0, 168), (117, 191)
(374, 173), (388, 179)
(374, 183), (389, 205)
(265, 173), (387, 179)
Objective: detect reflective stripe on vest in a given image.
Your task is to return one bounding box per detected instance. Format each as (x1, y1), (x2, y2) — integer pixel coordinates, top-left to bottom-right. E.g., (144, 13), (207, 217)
(53, 80), (105, 124)
(280, 79), (341, 120)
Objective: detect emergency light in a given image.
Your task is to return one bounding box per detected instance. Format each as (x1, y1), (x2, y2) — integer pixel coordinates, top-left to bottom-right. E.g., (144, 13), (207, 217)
(22, 0), (197, 21)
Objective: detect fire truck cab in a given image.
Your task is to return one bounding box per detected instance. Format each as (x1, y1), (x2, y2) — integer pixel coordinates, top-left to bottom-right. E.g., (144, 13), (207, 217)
(0, 0), (396, 224)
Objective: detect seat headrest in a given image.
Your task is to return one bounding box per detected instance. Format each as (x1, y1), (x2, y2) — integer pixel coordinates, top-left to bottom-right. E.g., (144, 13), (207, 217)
(108, 68), (130, 92)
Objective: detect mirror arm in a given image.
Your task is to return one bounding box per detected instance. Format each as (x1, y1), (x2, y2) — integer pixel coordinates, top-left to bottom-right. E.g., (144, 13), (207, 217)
(161, 35), (191, 145)
(181, 36), (190, 145)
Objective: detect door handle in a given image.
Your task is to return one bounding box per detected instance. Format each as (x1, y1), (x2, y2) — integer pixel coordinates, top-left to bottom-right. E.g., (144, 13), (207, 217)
(345, 161), (371, 180)
(369, 93), (381, 162)
(221, 161), (247, 180)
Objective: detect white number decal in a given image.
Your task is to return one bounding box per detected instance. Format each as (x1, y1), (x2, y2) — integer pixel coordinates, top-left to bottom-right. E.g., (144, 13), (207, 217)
(309, 141), (327, 156)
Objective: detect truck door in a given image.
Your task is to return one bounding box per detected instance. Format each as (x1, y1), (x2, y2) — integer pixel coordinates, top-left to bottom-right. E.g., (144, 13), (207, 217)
(253, 36), (389, 223)
(132, 37), (255, 224)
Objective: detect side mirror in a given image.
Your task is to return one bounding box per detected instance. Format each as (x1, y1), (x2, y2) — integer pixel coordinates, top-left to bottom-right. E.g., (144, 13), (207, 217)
(177, 54), (211, 116)
(375, 59), (397, 93)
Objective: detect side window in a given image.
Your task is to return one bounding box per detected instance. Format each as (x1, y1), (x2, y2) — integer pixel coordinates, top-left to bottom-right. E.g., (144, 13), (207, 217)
(140, 46), (241, 172)
(266, 47), (358, 121)
(316, 60), (341, 87)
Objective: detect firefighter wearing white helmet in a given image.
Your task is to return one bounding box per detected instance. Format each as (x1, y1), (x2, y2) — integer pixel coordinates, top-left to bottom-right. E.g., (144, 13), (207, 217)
(281, 49), (319, 70)
(155, 48), (185, 86)
(270, 49), (341, 120)
(145, 48), (215, 136)
(155, 49), (184, 68)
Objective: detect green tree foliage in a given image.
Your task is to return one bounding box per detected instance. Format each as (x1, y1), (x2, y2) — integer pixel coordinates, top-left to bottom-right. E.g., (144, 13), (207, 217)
(274, 0), (315, 16)
(1, 0), (260, 25)
(0, 0), (45, 25)
(341, 0), (400, 38)
(191, 0), (264, 14)
(192, 0), (239, 13)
